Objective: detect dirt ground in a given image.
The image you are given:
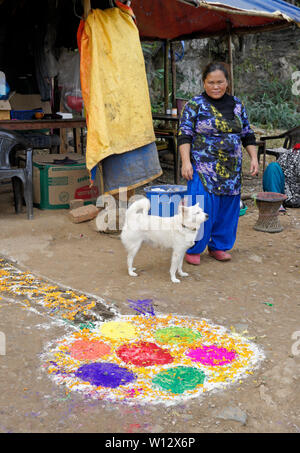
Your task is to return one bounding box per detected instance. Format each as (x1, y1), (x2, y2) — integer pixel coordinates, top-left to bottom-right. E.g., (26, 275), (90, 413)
(0, 155), (299, 434)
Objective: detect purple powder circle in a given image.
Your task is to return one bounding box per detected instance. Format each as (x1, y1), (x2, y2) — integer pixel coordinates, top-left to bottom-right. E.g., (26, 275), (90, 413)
(74, 362), (136, 388)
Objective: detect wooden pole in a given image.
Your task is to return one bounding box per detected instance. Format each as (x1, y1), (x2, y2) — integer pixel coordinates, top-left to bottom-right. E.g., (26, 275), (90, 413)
(226, 22), (234, 95)
(170, 42), (176, 108)
(82, 0), (91, 19)
(164, 40), (170, 112)
(82, 0), (106, 194)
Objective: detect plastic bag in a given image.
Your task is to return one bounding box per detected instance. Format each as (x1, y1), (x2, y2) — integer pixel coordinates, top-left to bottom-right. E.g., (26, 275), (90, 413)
(57, 50), (83, 114)
(0, 71), (10, 100)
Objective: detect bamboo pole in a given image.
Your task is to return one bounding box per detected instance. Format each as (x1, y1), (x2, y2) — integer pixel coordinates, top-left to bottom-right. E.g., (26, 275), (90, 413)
(226, 21), (234, 95)
(82, 1), (105, 193)
(82, 0), (91, 19)
(170, 42), (176, 108)
(164, 40), (170, 112)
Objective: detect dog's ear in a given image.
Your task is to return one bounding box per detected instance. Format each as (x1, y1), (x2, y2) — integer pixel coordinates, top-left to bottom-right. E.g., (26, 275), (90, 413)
(178, 203), (189, 221)
(178, 199), (186, 213)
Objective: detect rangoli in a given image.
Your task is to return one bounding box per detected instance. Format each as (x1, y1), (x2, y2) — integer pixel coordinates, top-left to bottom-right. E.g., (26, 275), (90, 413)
(43, 314), (264, 405)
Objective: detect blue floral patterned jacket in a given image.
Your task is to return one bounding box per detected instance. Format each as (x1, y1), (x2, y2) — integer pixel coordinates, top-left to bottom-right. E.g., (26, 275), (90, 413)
(178, 94), (255, 196)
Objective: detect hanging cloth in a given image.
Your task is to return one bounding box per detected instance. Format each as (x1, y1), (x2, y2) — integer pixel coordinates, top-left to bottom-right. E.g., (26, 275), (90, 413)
(79, 7), (155, 172)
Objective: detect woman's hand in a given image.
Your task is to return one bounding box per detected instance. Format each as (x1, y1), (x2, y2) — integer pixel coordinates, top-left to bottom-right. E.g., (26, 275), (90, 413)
(181, 160), (194, 180)
(246, 145), (259, 176)
(249, 156), (259, 176)
(179, 143), (193, 180)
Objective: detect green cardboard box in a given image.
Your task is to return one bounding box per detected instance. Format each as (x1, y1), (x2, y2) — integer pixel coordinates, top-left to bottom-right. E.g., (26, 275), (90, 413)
(33, 153), (101, 209)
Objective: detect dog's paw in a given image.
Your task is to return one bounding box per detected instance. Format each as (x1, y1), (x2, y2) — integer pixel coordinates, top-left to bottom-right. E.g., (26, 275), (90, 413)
(171, 277), (181, 283)
(129, 271), (138, 277)
(179, 271), (189, 277)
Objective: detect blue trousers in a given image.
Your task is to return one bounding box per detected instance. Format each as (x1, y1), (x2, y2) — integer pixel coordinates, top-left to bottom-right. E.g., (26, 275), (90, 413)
(263, 162), (285, 194)
(186, 170), (241, 254)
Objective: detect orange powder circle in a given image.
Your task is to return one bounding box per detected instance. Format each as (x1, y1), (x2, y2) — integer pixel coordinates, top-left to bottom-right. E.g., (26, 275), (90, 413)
(70, 339), (111, 361)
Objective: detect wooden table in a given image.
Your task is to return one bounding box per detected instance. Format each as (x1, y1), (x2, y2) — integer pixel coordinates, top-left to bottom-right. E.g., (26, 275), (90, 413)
(0, 118), (87, 154)
(0, 115), (178, 129)
(152, 113), (180, 184)
(152, 113), (179, 123)
(0, 114), (180, 154)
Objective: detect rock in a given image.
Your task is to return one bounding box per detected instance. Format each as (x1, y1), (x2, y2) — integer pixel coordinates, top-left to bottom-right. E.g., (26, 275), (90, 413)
(249, 254), (263, 263)
(69, 204), (99, 224)
(216, 406), (248, 425)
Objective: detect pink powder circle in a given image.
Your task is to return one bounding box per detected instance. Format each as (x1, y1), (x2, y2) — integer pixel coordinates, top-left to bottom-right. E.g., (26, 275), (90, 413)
(187, 344), (236, 366)
(70, 339), (111, 361)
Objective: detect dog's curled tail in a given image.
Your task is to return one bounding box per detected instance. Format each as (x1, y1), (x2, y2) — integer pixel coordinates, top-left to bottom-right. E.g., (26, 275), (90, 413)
(123, 197), (150, 224)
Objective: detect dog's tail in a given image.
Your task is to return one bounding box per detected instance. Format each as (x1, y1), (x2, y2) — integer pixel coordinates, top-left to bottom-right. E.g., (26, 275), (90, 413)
(123, 197), (150, 226)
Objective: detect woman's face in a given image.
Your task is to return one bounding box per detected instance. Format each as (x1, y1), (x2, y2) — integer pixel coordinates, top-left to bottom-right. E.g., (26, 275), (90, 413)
(203, 70), (228, 99)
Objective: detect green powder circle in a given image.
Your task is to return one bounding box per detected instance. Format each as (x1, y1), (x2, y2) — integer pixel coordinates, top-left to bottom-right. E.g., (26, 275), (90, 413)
(154, 326), (201, 345)
(152, 366), (206, 394)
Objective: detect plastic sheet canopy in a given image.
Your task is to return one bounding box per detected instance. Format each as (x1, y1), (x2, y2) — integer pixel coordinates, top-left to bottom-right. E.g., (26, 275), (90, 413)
(131, 0), (300, 41)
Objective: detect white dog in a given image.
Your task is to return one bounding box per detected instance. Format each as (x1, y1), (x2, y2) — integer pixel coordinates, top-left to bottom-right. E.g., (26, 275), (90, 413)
(121, 197), (208, 283)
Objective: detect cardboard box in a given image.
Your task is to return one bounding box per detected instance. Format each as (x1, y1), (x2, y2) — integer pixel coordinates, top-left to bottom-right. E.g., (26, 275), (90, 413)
(10, 93), (51, 113)
(0, 93), (51, 120)
(0, 99), (11, 120)
(33, 153), (101, 209)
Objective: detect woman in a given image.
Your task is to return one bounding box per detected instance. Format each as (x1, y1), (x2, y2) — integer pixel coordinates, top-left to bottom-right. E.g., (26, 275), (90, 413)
(178, 62), (259, 265)
(262, 144), (300, 209)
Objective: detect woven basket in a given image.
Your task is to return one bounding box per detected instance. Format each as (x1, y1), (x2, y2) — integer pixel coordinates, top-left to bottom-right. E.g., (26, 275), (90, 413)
(253, 192), (287, 233)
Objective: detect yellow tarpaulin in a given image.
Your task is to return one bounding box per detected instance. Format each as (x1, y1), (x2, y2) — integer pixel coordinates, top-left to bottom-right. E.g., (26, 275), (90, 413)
(80, 8), (156, 171)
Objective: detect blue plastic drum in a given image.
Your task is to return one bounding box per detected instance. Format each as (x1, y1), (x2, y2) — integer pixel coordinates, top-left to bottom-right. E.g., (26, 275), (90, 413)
(144, 184), (188, 217)
(101, 142), (162, 194)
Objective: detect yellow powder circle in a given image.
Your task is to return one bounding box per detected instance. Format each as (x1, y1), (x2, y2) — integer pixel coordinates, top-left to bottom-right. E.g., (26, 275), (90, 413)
(100, 321), (137, 340)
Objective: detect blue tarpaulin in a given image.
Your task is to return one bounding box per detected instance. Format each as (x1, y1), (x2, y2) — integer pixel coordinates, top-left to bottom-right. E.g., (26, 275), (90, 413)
(204, 1), (300, 22)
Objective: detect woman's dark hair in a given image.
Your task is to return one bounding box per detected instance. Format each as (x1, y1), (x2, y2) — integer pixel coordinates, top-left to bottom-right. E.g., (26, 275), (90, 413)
(202, 62), (229, 82)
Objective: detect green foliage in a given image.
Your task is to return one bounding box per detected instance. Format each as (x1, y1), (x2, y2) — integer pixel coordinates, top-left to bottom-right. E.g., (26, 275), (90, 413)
(176, 90), (194, 101)
(141, 42), (162, 58)
(151, 99), (164, 114)
(234, 39), (300, 129)
(240, 78), (300, 129)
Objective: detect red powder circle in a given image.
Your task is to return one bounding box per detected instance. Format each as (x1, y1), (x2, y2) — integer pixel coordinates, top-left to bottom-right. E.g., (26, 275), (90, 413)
(116, 342), (174, 367)
(70, 339), (111, 361)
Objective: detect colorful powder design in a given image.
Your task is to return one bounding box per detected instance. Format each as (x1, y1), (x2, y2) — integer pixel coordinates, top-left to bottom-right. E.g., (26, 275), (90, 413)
(187, 345), (237, 366)
(100, 321), (137, 340)
(0, 258), (115, 323)
(44, 314), (264, 404)
(152, 366), (206, 394)
(154, 326), (201, 345)
(127, 299), (155, 316)
(69, 339), (111, 361)
(116, 342), (174, 367)
(74, 362), (136, 388)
